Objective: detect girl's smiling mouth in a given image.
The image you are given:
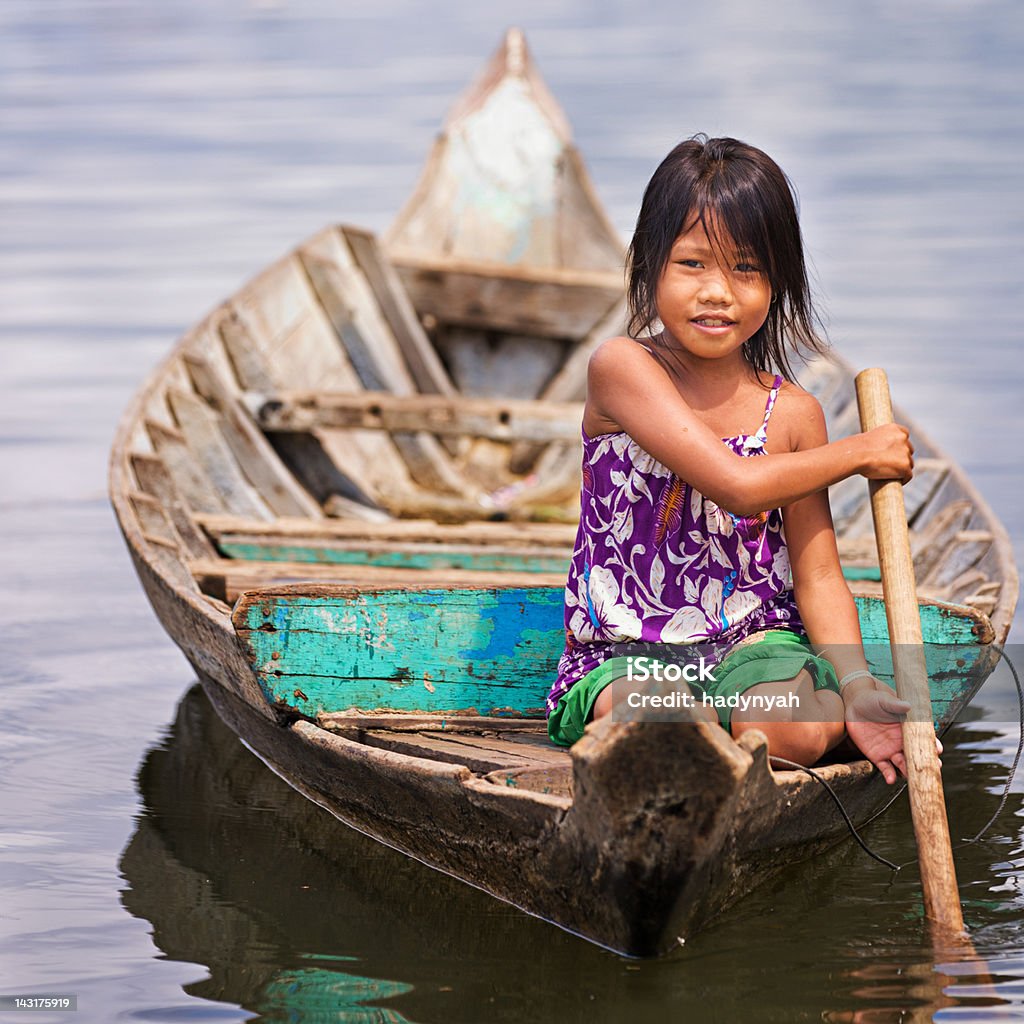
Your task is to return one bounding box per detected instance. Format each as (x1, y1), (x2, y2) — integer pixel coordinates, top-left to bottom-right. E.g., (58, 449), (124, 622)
(691, 316), (738, 331)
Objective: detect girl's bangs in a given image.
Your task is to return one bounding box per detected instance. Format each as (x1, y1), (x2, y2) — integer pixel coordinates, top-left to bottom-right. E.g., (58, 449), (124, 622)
(691, 180), (774, 276)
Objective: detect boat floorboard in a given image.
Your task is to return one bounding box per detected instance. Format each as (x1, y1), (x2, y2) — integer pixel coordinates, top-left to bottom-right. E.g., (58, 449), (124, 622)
(319, 717), (574, 795)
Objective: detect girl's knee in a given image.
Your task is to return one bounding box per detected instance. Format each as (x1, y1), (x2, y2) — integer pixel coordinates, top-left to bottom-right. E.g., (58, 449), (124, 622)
(590, 684), (615, 721)
(735, 718), (841, 767)
(775, 720), (834, 766)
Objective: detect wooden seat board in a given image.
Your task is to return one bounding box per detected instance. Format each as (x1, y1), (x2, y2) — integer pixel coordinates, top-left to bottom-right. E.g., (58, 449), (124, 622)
(252, 389), (584, 443)
(196, 512), (578, 548)
(214, 534), (571, 574)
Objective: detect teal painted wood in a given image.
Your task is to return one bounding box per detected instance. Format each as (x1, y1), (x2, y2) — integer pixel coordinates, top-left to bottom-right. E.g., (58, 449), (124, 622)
(235, 586), (989, 720)
(237, 587), (564, 717)
(218, 539), (569, 574)
(853, 596), (982, 645)
(220, 537), (870, 582)
(843, 566), (882, 582)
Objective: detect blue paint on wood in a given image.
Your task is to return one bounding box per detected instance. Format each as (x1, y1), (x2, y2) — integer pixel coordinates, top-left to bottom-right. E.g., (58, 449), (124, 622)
(234, 586), (988, 720)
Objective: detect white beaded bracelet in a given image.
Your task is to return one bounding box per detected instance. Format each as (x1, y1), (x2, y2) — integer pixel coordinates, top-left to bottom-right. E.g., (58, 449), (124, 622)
(838, 669), (874, 693)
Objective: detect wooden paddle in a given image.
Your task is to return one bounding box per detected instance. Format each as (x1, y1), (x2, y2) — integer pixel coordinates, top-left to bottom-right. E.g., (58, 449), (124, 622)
(854, 368), (966, 939)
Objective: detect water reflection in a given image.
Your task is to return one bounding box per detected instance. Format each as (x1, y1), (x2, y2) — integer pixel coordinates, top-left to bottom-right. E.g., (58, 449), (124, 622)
(120, 686), (1024, 1022)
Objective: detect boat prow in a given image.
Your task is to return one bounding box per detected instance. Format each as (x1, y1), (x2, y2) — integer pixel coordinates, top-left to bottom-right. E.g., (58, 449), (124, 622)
(386, 28), (626, 396)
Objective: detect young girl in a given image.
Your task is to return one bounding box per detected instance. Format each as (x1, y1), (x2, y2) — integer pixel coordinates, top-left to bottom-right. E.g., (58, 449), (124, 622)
(546, 135), (925, 785)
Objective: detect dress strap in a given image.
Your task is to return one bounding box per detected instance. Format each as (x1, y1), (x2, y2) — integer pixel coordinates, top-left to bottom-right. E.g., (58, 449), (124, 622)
(742, 374), (783, 451)
(760, 374), (784, 433)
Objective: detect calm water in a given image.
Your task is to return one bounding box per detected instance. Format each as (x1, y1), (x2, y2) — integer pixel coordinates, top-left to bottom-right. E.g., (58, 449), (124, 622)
(2, 1), (1023, 1021)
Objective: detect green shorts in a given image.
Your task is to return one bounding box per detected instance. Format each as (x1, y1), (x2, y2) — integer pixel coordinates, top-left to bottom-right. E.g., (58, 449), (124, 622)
(547, 630), (840, 747)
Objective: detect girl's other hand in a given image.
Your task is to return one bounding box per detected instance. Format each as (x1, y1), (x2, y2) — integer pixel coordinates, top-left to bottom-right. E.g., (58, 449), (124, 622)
(843, 685), (942, 785)
(858, 423), (914, 483)
(844, 687), (910, 784)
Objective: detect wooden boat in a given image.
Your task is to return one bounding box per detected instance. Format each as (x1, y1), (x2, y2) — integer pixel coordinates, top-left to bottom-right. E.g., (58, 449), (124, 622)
(110, 29), (1018, 957)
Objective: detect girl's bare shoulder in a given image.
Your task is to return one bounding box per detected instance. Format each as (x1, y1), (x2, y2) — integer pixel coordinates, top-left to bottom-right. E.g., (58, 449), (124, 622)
(588, 335), (653, 373)
(769, 378), (829, 453)
(584, 337), (660, 435)
(586, 335), (665, 397)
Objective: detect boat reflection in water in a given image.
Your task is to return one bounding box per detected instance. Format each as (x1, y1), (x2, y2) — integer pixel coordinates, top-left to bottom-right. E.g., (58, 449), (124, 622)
(121, 684), (1021, 1023)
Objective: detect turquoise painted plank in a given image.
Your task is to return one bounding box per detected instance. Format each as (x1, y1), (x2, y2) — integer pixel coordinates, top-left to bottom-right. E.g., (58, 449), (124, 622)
(219, 539), (569, 574)
(852, 596), (983, 645)
(238, 587), (564, 717)
(236, 588), (987, 719)
(842, 566), (881, 582)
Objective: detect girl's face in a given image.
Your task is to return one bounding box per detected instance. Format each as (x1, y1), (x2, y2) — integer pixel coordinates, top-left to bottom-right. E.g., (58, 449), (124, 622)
(654, 216), (772, 363)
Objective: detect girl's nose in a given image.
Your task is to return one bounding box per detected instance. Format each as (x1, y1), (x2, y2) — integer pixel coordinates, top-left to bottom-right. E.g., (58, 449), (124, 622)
(698, 270), (732, 305)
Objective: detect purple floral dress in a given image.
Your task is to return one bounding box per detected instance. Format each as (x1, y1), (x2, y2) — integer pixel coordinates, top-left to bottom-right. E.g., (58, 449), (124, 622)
(546, 374), (804, 714)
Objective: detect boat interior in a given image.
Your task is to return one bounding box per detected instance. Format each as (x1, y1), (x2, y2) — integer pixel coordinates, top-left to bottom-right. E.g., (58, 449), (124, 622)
(121, 224), (1008, 624)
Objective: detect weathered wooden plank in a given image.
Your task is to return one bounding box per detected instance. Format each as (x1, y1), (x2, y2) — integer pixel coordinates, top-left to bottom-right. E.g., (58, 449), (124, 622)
(317, 713), (546, 733)
(196, 512), (578, 548)
(338, 226), (457, 396)
(140, 534), (200, 592)
(129, 453), (217, 559)
(167, 388), (272, 520)
(261, 431), (378, 510)
(485, 764), (573, 797)
(184, 353), (323, 519)
(955, 544), (1009, 611)
(232, 584), (565, 717)
(849, 581), (994, 644)
(319, 490), (484, 523)
(229, 582), (990, 719)
(232, 255), (359, 389)
(218, 309), (277, 391)
(509, 439), (583, 508)
(556, 146), (627, 271)
(433, 325), (568, 399)
(921, 530), (993, 592)
(215, 535), (571, 574)
(252, 389), (583, 442)
(350, 730), (549, 773)
(424, 730), (569, 766)
(225, 248), (426, 524)
(300, 251), (409, 392)
(392, 259), (622, 340)
(534, 296), (628, 404)
(146, 419), (227, 515)
(506, 296), (626, 472)
(193, 559), (568, 604)
(904, 458), (950, 525)
(298, 242), (470, 495)
(129, 491), (180, 548)
(798, 356), (844, 407)
(828, 476), (869, 537)
(910, 500), (974, 582)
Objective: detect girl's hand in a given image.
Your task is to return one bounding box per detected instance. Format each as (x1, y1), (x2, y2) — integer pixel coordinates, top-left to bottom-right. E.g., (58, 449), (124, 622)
(843, 683), (942, 784)
(858, 424), (914, 483)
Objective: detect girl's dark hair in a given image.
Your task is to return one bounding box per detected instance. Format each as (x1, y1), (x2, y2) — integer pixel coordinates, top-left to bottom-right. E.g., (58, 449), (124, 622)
(626, 135), (826, 381)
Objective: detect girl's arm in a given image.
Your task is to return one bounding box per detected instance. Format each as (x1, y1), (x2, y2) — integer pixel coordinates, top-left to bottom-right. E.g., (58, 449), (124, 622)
(587, 337), (913, 516)
(782, 401), (916, 784)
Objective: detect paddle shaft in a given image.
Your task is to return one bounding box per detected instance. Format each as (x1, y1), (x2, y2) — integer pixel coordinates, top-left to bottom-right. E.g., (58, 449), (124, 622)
(855, 368), (965, 937)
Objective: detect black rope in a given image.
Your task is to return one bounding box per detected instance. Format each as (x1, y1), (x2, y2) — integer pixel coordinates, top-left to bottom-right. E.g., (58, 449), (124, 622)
(960, 644), (1024, 846)
(769, 754), (902, 871)
(768, 644), (1024, 870)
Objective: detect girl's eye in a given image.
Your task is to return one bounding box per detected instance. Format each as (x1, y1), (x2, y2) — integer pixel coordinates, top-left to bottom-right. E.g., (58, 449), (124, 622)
(735, 262), (760, 273)
(676, 259), (703, 268)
